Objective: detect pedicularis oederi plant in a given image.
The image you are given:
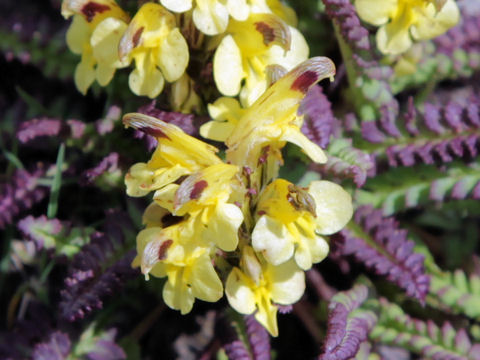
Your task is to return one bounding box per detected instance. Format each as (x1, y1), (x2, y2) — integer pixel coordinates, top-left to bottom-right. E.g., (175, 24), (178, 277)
(2, 0), (480, 358)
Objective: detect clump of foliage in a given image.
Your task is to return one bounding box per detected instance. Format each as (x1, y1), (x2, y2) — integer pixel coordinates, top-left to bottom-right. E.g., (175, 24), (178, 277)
(1, 0), (480, 359)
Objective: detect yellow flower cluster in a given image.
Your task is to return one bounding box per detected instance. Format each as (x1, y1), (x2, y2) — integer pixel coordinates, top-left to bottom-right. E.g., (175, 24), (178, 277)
(355, 0), (460, 55)
(62, 0), (309, 103)
(124, 57), (353, 336)
(61, 0), (357, 336)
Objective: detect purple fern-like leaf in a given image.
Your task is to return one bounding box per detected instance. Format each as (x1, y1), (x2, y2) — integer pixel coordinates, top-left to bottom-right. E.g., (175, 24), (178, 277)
(59, 210), (138, 321)
(82, 152), (120, 185)
(18, 215), (63, 249)
(321, 0), (370, 51)
(245, 315), (270, 360)
(215, 313), (252, 360)
(32, 332), (71, 360)
(299, 85), (339, 149)
(17, 117), (86, 143)
(362, 95), (480, 168)
(333, 206), (430, 303)
(319, 284), (377, 360)
(0, 166), (48, 229)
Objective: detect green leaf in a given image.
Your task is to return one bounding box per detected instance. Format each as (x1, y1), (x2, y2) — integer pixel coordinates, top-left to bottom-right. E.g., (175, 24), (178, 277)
(47, 143), (65, 219)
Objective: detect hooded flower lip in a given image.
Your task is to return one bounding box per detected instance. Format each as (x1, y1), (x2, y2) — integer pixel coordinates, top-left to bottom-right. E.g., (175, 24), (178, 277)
(123, 113), (222, 197)
(212, 12), (310, 106)
(225, 247), (305, 336)
(355, 0), (460, 55)
(252, 179), (353, 270)
(118, 2), (189, 98)
(61, 0), (130, 94)
(225, 57), (335, 170)
(133, 225), (223, 314)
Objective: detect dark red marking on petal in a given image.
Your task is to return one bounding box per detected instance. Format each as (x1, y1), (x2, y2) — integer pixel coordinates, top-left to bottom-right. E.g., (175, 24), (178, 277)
(82, 2), (110, 22)
(158, 239), (173, 260)
(190, 180), (208, 200)
(140, 126), (170, 140)
(258, 210), (266, 216)
(291, 71), (319, 93)
(132, 26), (144, 48)
(255, 21), (275, 46)
(257, 146), (270, 165)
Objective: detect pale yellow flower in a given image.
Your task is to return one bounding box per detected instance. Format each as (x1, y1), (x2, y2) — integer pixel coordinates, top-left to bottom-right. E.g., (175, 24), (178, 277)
(119, 3), (189, 98)
(252, 179), (353, 270)
(226, 247), (305, 336)
(213, 13), (309, 106)
(153, 163), (244, 251)
(355, 0), (460, 55)
(61, 0), (130, 94)
(123, 113), (222, 197)
(200, 97), (246, 142)
(225, 57), (336, 170)
(160, 0), (250, 35)
(134, 224), (223, 314)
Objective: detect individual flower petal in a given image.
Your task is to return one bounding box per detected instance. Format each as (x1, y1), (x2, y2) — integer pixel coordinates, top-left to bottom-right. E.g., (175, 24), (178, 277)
(201, 203), (244, 251)
(163, 269), (195, 314)
(193, 0), (229, 35)
(227, 0), (249, 21)
(354, 0), (397, 26)
(190, 254), (224, 302)
(200, 97), (245, 142)
(213, 35), (244, 96)
(252, 215), (294, 265)
(376, 17), (413, 55)
(411, 0), (460, 40)
(160, 0), (192, 12)
(66, 15), (90, 54)
(269, 258), (305, 305)
(74, 54), (96, 94)
(226, 267), (257, 314)
(281, 127), (327, 164)
(308, 180), (353, 235)
(158, 28), (190, 82)
(128, 53), (166, 98)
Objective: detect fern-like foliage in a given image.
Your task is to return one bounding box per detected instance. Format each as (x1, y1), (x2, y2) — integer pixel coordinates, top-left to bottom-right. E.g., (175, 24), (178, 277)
(321, 0), (399, 125)
(428, 269), (480, 320)
(356, 161), (480, 215)
(316, 138), (375, 187)
(319, 284), (377, 360)
(17, 117), (86, 144)
(370, 297), (480, 359)
(334, 206), (430, 302)
(81, 152), (120, 185)
(0, 167), (48, 229)
(216, 312), (271, 360)
(360, 95), (480, 168)
(59, 211), (138, 321)
(299, 85), (338, 149)
(391, 2), (480, 94)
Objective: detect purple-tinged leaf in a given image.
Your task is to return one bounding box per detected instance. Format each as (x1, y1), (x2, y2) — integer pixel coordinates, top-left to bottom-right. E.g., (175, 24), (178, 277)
(216, 313), (252, 360)
(138, 101), (199, 136)
(334, 206), (430, 303)
(32, 332), (71, 360)
(86, 329), (126, 360)
(18, 215), (63, 249)
(0, 167), (48, 229)
(82, 152), (120, 185)
(96, 106), (122, 135)
(319, 284), (377, 360)
(245, 315), (270, 360)
(321, 0), (370, 51)
(59, 210), (138, 321)
(372, 298), (480, 360)
(17, 117), (61, 143)
(315, 139), (375, 187)
(299, 85), (338, 148)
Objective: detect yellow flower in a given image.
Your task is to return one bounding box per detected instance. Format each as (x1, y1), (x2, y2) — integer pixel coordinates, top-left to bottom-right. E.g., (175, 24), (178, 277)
(225, 247), (305, 336)
(123, 113), (222, 197)
(119, 3), (189, 98)
(225, 57), (336, 170)
(160, 0), (250, 35)
(213, 13), (309, 106)
(134, 224), (223, 314)
(61, 0), (130, 94)
(169, 74), (202, 113)
(251, 179), (353, 270)
(154, 163), (244, 251)
(355, 0), (460, 55)
(200, 97), (246, 142)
